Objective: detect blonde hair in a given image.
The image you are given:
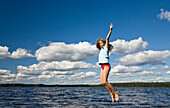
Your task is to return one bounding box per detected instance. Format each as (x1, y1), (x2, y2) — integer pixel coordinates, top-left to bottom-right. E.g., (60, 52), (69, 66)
(96, 39), (113, 52)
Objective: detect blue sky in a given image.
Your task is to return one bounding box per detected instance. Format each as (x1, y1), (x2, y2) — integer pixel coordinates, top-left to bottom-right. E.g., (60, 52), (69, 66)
(0, 0), (170, 84)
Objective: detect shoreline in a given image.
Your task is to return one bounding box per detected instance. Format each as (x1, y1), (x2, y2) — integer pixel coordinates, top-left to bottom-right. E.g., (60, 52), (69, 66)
(0, 82), (169, 87)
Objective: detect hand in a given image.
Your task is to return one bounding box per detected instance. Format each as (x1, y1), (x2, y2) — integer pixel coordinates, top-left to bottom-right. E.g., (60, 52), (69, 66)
(110, 23), (113, 30)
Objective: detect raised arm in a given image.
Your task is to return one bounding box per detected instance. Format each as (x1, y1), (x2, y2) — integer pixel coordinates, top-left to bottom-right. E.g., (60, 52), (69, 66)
(106, 23), (113, 47)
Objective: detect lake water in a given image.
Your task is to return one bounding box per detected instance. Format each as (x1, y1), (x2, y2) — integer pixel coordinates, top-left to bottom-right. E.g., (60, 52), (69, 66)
(0, 87), (169, 108)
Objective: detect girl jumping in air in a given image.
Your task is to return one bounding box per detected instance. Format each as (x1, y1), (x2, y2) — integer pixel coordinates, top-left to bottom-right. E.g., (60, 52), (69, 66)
(96, 23), (119, 103)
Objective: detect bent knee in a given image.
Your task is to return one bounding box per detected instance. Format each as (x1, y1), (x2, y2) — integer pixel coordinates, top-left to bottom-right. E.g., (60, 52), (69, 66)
(101, 81), (108, 86)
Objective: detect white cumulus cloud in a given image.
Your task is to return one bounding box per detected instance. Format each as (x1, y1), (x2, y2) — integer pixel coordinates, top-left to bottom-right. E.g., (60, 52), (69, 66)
(17, 60), (95, 75)
(0, 46), (34, 59)
(110, 37), (148, 55)
(137, 71), (154, 76)
(119, 50), (170, 66)
(166, 71), (170, 74)
(0, 69), (16, 83)
(162, 66), (170, 70)
(0, 69), (11, 75)
(34, 37), (148, 62)
(35, 42), (98, 62)
(11, 48), (34, 59)
(69, 71), (97, 80)
(0, 46), (11, 59)
(110, 72), (133, 78)
(110, 64), (143, 73)
(157, 8), (170, 22)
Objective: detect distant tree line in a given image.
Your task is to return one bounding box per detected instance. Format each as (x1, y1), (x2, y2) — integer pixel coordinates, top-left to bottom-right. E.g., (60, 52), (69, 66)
(110, 82), (170, 87)
(0, 82), (169, 87)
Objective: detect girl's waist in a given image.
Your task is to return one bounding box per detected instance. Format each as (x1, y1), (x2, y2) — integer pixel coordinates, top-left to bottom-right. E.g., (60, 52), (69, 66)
(99, 63), (110, 65)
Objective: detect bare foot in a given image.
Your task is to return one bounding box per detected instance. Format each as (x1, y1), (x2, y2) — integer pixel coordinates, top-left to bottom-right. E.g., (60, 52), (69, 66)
(111, 93), (114, 103)
(115, 92), (119, 102)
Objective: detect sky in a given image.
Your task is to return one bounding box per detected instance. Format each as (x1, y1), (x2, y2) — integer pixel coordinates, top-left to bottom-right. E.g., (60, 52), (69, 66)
(0, 0), (170, 84)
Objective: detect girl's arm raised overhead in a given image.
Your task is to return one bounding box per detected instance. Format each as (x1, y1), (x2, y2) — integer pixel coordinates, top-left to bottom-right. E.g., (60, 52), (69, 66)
(106, 23), (113, 47)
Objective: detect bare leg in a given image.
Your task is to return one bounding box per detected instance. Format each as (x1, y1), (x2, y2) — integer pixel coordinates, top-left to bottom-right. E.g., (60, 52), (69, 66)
(101, 68), (114, 102)
(103, 66), (119, 102)
(103, 84), (114, 102)
(106, 82), (119, 102)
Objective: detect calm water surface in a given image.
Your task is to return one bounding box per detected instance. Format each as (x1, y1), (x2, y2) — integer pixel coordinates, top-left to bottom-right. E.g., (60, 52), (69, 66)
(0, 87), (169, 108)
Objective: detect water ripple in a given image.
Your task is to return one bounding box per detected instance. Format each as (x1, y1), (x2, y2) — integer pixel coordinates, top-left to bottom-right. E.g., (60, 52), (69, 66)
(0, 87), (169, 107)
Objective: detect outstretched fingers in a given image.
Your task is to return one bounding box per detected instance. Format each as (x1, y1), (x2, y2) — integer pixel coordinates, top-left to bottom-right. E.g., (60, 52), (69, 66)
(110, 23), (113, 29)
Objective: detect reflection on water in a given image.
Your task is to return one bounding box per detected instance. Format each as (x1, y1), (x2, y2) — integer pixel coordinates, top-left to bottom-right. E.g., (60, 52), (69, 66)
(0, 87), (169, 107)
